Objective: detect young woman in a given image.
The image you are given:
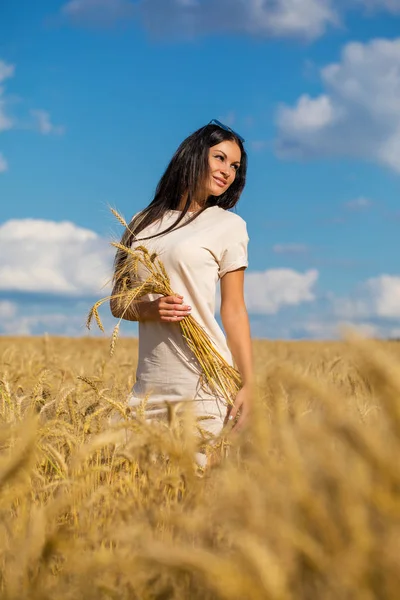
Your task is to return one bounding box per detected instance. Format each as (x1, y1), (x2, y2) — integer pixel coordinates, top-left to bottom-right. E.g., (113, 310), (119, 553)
(110, 120), (253, 454)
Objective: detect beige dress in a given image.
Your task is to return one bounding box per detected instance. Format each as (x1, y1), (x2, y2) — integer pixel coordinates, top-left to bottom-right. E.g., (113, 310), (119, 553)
(128, 206), (249, 440)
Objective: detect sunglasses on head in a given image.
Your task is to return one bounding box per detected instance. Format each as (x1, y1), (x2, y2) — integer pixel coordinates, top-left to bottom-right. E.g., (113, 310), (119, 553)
(208, 119), (245, 143)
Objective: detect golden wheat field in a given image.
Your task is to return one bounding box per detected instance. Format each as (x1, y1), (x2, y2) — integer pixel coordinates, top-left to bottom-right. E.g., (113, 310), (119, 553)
(1, 334), (400, 599)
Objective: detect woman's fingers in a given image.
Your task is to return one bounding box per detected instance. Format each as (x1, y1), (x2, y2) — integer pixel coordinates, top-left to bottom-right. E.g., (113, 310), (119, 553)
(158, 295), (192, 322)
(228, 405), (239, 422)
(159, 305), (191, 316)
(225, 387), (251, 432)
(232, 404), (249, 432)
(164, 295), (189, 307)
(166, 296), (191, 311)
(224, 402), (239, 427)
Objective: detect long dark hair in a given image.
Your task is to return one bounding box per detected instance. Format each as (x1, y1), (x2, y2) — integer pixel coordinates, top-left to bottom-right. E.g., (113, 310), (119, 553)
(114, 123), (247, 280)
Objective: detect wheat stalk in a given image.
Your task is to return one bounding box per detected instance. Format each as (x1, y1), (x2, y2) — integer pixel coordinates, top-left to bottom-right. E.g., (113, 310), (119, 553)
(110, 207), (129, 229)
(110, 324), (120, 358)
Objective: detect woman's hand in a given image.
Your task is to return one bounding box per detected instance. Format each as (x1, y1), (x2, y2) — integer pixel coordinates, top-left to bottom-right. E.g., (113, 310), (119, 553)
(146, 294), (192, 323)
(224, 384), (253, 433)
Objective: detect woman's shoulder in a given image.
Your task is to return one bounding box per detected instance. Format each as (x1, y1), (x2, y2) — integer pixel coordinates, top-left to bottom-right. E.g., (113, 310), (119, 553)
(212, 206), (247, 231)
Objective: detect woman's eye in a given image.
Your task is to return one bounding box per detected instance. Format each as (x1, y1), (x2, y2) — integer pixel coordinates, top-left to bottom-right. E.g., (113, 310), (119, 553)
(232, 164), (239, 171)
(215, 154), (224, 161)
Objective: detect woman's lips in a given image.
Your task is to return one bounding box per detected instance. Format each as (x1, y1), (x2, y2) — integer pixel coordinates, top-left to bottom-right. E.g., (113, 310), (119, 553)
(213, 176), (227, 188)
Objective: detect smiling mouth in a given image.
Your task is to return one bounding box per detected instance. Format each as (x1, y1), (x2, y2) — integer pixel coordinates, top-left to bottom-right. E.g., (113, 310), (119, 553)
(213, 176), (227, 188)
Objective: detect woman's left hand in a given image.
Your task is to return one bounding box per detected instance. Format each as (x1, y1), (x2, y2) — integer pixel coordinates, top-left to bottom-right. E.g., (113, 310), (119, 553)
(225, 384), (253, 433)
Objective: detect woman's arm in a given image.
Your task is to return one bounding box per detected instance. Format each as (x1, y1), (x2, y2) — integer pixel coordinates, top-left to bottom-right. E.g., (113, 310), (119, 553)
(109, 282), (152, 322)
(220, 267), (254, 430)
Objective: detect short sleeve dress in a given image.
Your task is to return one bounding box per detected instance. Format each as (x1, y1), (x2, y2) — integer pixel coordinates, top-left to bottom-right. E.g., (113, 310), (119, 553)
(127, 205), (249, 438)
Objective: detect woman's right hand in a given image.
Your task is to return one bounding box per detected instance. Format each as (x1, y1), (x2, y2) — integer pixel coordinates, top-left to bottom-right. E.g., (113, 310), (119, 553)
(146, 294), (192, 323)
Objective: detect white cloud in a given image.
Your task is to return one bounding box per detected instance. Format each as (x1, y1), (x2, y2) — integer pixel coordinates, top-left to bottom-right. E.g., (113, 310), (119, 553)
(140, 0), (338, 40)
(333, 274), (400, 320)
(61, 0), (135, 25)
(0, 219), (113, 296)
(0, 300), (133, 336)
(58, 0), (400, 43)
(0, 153), (8, 173)
(359, 275), (400, 319)
(59, 0), (400, 42)
(0, 306), (89, 336)
(244, 268), (318, 314)
(278, 94), (338, 133)
(258, 0), (337, 39)
(0, 219), (97, 242)
(273, 243), (309, 254)
(30, 110), (65, 136)
(61, 0), (338, 40)
(275, 38), (400, 172)
(345, 196), (373, 210)
(0, 312), (83, 336)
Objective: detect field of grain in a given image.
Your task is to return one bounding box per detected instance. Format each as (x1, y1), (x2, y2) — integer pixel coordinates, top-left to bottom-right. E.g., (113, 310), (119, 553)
(1, 335), (400, 599)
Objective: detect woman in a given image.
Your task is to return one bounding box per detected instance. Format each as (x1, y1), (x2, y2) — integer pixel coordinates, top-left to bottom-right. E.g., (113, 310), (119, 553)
(110, 120), (253, 456)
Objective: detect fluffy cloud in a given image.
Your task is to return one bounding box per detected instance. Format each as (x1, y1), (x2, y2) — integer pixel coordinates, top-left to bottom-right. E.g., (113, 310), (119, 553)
(30, 110), (65, 136)
(0, 301), (102, 336)
(61, 0), (135, 26)
(276, 38), (400, 172)
(61, 0), (338, 40)
(59, 0), (400, 41)
(0, 219), (113, 296)
(277, 95), (338, 135)
(276, 273), (400, 339)
(333, 275), (400, 320)
(0, 298), (136, 336)
(140, 0), (337, 40)
(244, 268), (318, 314)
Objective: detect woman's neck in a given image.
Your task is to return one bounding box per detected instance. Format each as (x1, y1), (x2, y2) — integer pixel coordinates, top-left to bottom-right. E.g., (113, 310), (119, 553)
(177, 192), (207, 212)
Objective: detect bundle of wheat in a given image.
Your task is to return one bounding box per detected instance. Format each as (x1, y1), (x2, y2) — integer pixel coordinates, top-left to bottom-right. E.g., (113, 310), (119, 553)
(86, 209), (242, 407)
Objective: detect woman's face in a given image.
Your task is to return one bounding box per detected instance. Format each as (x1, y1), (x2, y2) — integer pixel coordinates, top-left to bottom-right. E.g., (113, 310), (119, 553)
(204, 140), (241, 197)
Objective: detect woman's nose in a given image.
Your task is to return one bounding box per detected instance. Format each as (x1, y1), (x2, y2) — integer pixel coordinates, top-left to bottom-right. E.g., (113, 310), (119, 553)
(220, 165), (229, 178)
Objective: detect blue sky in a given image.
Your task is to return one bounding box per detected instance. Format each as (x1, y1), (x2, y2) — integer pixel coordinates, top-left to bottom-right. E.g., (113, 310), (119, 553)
(1, 0), (400, 339)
